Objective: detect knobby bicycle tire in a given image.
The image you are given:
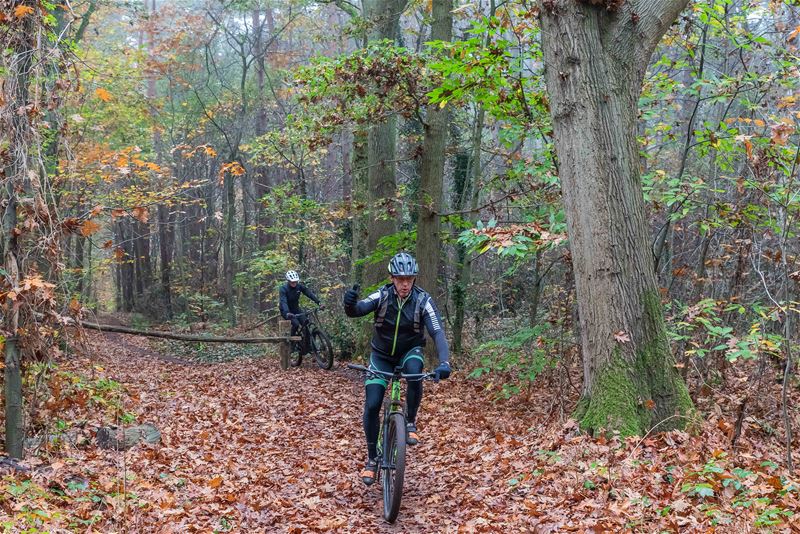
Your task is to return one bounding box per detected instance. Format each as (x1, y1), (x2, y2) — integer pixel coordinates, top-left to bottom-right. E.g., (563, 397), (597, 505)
(382, 412), (407, 523)
(311, 329), (334, 370)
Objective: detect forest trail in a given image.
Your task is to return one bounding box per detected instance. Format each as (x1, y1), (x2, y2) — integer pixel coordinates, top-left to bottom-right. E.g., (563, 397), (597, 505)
(78, 330), (547, 532)
(9, 330), (797, 532)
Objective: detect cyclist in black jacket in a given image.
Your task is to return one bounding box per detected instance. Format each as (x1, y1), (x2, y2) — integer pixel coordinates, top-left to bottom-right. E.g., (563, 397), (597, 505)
(279, 270), (323, 341)
(343, 252), (451, 486)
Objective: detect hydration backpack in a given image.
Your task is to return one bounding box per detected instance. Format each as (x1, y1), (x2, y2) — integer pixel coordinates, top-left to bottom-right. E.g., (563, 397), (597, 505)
(373, 285), (430, 334)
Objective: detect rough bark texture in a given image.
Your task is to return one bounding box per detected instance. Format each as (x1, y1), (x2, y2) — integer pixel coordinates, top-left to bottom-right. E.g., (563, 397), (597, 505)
(540, 0), (695, 436)
(252, 6), (276, 313)
(363, 0), (408, 286)
(416, 0), (452, 302)
(2, 5), (34, 459)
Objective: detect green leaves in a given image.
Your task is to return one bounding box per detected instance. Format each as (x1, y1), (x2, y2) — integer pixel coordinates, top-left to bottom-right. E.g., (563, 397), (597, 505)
(426, 13), (550, 143)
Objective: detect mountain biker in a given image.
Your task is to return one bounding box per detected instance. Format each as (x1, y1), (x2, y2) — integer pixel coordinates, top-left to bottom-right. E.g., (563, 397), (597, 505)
(279, 270), (323, 346)
(343, 252), (451, 486)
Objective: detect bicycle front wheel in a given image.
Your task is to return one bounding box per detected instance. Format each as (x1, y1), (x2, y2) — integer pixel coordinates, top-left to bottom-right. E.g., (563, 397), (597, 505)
(382, 413), (406, 523)
(310, 329), (334, 370)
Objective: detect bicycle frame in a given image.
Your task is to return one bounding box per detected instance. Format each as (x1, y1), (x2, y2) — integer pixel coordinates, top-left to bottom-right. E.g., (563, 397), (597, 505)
(349, 365), (433, 468)
(288, 308), (334, 370)
(377, 371), (406, 464)
(292, 309), (320, 354)
(348, 363), (435, 523)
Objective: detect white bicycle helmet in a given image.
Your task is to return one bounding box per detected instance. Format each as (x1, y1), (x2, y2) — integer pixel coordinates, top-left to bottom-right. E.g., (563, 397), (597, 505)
(285, 270), (300, 282)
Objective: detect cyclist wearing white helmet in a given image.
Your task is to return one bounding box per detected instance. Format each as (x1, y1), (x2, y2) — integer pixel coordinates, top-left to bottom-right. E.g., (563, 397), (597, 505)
(343, 252), (451, 485)
(279, 270), (323, 342)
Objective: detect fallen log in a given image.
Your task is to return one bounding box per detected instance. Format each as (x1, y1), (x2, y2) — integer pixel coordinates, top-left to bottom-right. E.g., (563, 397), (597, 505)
(72, 320), (301, 343)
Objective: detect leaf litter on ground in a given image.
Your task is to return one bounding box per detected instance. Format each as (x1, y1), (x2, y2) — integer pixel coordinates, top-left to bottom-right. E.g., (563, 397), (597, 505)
(1, 329), (798, 532)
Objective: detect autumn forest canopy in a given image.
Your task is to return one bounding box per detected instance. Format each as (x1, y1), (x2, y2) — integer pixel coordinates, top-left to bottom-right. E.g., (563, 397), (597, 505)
(1, 0), (800, 531)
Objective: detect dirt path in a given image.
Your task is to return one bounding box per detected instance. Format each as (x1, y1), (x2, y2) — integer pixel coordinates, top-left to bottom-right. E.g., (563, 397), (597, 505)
(85, 331), (546, 533)
(26, 330), (794, 532)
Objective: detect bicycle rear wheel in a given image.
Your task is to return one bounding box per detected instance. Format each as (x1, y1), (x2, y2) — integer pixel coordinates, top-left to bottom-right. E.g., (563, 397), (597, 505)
(382, 413), (406, 523)
(310, 329), (334, 370)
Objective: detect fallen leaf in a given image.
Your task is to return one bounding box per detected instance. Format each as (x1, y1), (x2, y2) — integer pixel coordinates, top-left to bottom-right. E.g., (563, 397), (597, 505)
(614, 330), (631, 343)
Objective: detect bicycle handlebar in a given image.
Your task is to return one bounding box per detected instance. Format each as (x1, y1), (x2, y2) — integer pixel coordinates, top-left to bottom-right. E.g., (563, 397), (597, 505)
(287, 307), (323, 318)
(347, 363), (436, 381)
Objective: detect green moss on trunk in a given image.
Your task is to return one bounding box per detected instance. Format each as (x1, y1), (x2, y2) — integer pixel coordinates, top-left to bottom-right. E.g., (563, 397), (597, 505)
(576, 351), (648, 436)
(639, 291), (698, 431)
(575, 292), (697, 437)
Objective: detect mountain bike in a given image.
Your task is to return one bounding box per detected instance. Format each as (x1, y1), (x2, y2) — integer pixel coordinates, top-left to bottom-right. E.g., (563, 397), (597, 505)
(347, 363), (436, 523)
(289, 308), (334, 370)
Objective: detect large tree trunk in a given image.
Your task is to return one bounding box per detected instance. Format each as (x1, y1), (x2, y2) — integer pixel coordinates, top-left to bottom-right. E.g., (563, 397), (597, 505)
(2, 6), (35, 459)
(540, 0), (694, 436)
(365, 119), (399, 286)
(415, 0), (452, 301)
(363, 0), (408, 286)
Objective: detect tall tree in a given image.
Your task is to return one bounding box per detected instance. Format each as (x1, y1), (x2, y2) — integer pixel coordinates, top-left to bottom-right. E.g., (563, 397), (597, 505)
(539, 0), (695, 436)
(415, 0), (452, 301)
(2, 1), (67, 458)
(363, 0), (408, 286)
(1, 3), (34, 459)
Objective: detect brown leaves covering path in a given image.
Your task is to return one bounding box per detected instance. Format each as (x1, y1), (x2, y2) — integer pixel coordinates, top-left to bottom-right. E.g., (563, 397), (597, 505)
(82, 331), (548, 532)
(3, 330), (800, 532)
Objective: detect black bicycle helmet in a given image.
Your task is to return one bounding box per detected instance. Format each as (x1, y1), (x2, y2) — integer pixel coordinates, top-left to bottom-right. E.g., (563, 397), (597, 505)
(387, 252), (418, 276)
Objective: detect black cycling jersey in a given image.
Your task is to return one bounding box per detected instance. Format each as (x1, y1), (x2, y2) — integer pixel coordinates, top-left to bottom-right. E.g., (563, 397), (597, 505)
(279, 282), (320, 318)
(344, 284), (449, 364)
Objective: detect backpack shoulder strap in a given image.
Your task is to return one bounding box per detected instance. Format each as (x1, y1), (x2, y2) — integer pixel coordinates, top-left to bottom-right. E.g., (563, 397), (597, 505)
(373, 285), (391, 327)
(413, 288), (430, 334)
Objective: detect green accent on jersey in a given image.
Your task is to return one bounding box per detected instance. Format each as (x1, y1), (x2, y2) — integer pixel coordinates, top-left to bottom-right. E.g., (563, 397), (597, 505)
(390, 295), (408, 357)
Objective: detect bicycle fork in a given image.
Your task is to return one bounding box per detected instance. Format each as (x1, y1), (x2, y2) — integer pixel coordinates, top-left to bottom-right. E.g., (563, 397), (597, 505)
(377, 380), (405, 472)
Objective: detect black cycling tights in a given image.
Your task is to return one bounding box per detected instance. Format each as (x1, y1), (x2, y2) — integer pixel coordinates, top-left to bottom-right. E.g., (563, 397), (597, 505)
(364, 351), (423, 460)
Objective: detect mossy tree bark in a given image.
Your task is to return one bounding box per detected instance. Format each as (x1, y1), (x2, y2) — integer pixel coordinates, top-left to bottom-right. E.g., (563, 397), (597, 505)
(540, 0), (695, 436)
